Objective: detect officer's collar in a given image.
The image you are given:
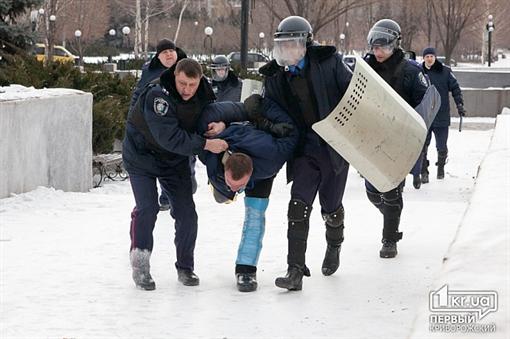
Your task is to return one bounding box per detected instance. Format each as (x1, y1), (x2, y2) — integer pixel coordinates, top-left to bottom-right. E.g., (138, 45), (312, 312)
(287, 57), (307, 75)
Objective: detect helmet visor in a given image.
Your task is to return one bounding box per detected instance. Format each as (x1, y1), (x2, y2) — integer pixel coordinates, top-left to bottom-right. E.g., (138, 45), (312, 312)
(367, 26), (398, 47)
(210, 66), (229, 81)
(273, 37), (307, 67)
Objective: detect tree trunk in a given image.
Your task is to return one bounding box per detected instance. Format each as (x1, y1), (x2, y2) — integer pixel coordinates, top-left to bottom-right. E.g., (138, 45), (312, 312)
(174, 0), (189, 44)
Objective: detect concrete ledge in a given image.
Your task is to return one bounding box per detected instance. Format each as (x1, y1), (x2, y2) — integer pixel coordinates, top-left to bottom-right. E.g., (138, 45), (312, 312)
(0, 87), (93, 198)
(450, 88), (510, 117)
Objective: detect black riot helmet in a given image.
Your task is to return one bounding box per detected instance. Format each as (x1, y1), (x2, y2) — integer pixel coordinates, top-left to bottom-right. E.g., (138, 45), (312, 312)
(209, 55), (230, 82)
(274, 16), (314, 44)
(367, 19), (401, 49)
(273, 16), (312, 67)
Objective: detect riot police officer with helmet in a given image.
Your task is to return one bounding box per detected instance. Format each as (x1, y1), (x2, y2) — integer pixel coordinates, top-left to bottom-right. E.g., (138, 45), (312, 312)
(209, 55), (242, 102)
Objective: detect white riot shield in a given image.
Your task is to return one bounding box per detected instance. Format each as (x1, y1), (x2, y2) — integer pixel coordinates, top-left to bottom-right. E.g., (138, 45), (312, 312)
(240, 79), (263, 102)
(312, 56), (427, 192)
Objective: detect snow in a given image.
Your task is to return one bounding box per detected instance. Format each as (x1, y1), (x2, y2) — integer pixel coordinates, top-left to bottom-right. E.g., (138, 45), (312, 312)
(0, 85), (83, 102)
(1, 120), (508, 339)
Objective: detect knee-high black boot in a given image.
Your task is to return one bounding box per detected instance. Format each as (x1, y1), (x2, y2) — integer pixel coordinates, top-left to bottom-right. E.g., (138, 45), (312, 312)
(321, 205), (345, 276)
(275, 199), (312, 291)
(436, 150), (448, 179)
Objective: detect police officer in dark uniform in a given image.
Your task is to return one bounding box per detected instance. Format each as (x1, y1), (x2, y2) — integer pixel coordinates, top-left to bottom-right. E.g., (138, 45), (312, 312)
(259, 16), (353, 291)
(209, 55), (243, 102)
(364, 19), (429, 258)
(123, 58), (228, 290)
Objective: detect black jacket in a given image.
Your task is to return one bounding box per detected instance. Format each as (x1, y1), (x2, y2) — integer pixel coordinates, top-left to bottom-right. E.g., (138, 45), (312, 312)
(365, 49), (429, 108)
(422, 60), (463, 127)
(211, 71), (243, 102)
(122, 68), (215, 177)
(129, 47), (187, 110)
(259, 44), (353, 180)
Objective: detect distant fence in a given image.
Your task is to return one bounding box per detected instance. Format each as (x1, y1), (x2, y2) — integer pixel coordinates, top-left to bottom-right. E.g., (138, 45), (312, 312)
(0, 89), (93, 198)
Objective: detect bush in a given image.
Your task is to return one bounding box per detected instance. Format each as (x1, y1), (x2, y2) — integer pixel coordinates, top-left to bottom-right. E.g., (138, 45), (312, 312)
(0, 53), (136, 154)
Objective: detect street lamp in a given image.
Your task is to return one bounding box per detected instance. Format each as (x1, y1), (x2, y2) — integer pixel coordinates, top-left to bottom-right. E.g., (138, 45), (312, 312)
(122, 26), (130, 50)
(486, 15), (495, 67)
(345, 21), (350, 54)
(204, 26), (213, 62)
(258, 32), (265, 53)
(339, 33), (345, 54)
(74, 29), (82, 66)
(108, 29), (116, 63)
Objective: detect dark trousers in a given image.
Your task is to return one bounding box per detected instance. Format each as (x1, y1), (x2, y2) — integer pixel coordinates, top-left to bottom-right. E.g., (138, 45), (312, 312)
(425, 126), (449, 152)
(290, 146), (348, 214)
(365, 180), (404, 241)
(129, 172), (198, 270)
(160, 156), (197, 205)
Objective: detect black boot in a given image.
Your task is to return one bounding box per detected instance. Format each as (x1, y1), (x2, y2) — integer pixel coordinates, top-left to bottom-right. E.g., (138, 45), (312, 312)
(130, 248), (156, 291)
(413, 174), (421, 189)
(275, 265), (311, 291)
(321, 206), (345, 276)
(322, 244), (341, 276)
(421, 153), (429, 184)
(380, 239), (398, 258)
(236, 273), (258, 292)
(436, 150), (448, 179)
(177, 268), (200, 286)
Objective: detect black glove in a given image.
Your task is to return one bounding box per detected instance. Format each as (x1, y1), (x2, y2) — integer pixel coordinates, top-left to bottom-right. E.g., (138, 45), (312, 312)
(268, 122), (294, 138)
(244, 94), (264, 121)
(457, 104), (466, 117)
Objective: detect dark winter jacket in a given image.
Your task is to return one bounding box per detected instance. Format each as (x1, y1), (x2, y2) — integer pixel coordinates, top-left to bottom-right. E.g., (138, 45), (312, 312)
(198, 98), (298, 201)
(365, 49), (429, 108)
(211, 71), (243, 102)
(422, 59), (463, 127)
(259, 44), (353, 180)
(129, 47), (187, 110)
(122, 68), (215, 177)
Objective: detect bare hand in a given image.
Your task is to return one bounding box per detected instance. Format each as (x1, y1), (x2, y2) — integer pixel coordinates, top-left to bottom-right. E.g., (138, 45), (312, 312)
(204, 138), (229, 154)
(204, 122), (226, 138)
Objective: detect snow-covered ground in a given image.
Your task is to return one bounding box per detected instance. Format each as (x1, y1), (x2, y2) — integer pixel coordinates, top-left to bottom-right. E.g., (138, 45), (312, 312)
(0, 118), (508, 339)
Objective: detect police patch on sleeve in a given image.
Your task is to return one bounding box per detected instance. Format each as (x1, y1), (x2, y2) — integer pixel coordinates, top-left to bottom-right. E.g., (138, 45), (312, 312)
(418, 72), (430, 88)
(153, 97), (169, 116)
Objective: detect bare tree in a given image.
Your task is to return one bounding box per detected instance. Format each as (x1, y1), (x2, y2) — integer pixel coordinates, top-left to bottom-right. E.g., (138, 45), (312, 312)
(173, 0), (190, 43)
(431, 0), (479, 65)
(259, 0), (371, 35)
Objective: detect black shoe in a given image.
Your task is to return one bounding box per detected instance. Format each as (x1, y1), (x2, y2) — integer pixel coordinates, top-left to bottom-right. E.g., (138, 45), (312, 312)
(275, 265), (310, 291)
(321, 244), (341, 276)
(177, 269), (200, 286)
(379, 239), (398, 258)
(413, 175), (421, 189)
(236, 273), (258, 292)
(132, 270), (156, 290)
(421, 172), (429, 184)
(159, 203), (171, 212)
(437, 165), (445, 179)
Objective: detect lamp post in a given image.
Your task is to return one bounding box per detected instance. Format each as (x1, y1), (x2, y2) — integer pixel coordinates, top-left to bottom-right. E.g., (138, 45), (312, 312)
(108, 28), (116, 63)
(47, 13), (57, 63)
(74, 29), (82, 66)
(339, 33), (345, 54)
(486, 15), (495, 67)
(344, 21), (350, 54)
(258, 32), (265, 53)
(204, 26), (213, 62)
(122, 26), (131, 50)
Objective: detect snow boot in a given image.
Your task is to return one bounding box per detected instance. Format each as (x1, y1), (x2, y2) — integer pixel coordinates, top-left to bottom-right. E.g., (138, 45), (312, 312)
(275, 265), (311, 291)
(130, 248), (156, 291)
(321, 206), (344, 276)
(380, 239), (398, 258)
(436, 150), (448, 179)
(413, 174), (421, 189)
(177, 268), (200, 286)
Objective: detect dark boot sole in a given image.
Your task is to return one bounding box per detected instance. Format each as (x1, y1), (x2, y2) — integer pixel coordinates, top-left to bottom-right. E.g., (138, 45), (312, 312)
(321, 266), (339, 276)
(135, 283), (156, 291)
(178, 279), (199, 286)
(237, 283), (258, 292)
(379, 252), (397, 258)
(275, 279), (302, 291)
